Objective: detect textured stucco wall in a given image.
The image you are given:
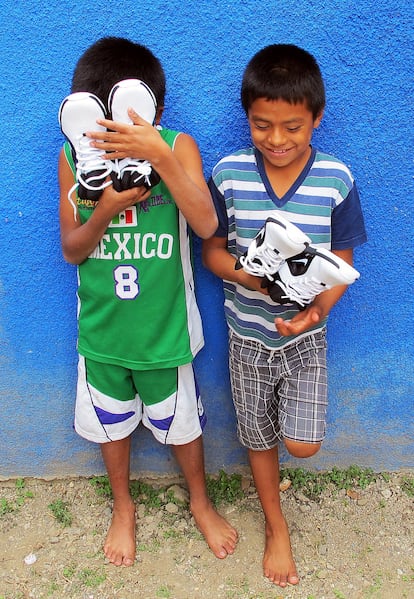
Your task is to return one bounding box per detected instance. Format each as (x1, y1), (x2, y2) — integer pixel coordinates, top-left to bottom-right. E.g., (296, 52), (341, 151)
(0, 1), (412, 477)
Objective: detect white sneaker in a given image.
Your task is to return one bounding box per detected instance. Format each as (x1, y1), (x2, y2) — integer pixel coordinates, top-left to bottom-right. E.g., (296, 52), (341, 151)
(58, 92), (113, 202)
(108, 79), (160, 191)
(266, 246), (360, 308)
(236, 215), (311, 278)
(109, 78), (157, 124)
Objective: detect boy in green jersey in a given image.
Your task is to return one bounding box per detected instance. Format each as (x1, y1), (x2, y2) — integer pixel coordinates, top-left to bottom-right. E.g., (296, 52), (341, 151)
(58, 37), (237, 567)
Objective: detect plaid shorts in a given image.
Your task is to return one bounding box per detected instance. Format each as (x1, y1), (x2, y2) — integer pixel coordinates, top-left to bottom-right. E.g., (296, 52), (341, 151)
(229, 329), (328, 450)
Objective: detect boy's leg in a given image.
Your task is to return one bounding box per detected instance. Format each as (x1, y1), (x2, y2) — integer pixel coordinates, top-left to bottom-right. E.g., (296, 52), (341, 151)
(137, 363), (238, 558)
(228, 331), (299, 586)
(248, 446), (299, 587)
(172, 436), (238, 559)
(253, 330), (325, 584)
(74, 357), (142, 567)
(100, 437), (136, 566)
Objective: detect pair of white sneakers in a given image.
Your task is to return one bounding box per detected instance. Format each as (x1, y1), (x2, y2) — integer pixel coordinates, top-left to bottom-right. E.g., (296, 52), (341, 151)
(235, 214), (360, 309)
(58, 79), (160, 204)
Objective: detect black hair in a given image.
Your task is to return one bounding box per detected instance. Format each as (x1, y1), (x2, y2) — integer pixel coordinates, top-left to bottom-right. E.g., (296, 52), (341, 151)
(241, 44), (325, 118)
(71, 37), (166, 109)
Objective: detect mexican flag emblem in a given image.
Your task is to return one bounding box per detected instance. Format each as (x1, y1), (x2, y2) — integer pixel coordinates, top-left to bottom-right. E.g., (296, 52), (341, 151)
(109, 206), (138, 227)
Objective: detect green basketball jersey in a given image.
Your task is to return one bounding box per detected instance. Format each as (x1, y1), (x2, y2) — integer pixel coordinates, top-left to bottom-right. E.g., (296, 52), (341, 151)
(64, 128), (204, 369)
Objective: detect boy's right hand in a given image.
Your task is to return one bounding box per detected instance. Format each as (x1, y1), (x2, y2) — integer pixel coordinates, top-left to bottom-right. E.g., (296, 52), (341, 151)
(95, 181), (151, 222)
(60, 175), (151, 265)
(59, 146), (151, 265)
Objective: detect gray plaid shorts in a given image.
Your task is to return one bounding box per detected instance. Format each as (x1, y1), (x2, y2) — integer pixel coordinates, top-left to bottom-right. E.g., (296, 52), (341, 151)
(229, 329), (328, 450)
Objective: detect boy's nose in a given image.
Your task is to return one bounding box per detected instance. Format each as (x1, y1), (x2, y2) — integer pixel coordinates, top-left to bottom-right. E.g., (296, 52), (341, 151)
(268, 126), (286, 146)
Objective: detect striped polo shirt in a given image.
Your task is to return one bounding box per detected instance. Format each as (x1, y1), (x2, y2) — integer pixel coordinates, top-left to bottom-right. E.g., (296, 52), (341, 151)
(209, 146), (367, 349)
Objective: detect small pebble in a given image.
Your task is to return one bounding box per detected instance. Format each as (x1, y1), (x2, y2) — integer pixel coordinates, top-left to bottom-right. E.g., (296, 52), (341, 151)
(24, 553), (37, 565)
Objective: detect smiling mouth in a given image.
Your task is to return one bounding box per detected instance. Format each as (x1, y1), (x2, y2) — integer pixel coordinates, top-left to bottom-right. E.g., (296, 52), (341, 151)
(267, 147), (290, 155)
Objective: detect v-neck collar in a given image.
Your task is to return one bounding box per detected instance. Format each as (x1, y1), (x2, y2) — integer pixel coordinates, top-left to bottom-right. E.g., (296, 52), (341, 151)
(255, 146), (316, 207)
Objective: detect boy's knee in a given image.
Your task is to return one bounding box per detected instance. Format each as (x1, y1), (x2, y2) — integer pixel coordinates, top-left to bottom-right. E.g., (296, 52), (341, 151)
(284, 438), (321, 458)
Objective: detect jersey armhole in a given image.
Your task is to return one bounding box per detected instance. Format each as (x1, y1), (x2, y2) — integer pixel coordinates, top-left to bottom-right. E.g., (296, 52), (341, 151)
(63, 141), (76, 177)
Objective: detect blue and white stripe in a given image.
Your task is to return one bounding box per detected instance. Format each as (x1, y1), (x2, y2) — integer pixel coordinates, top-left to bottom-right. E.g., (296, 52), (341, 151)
(210, 146), (366, 349)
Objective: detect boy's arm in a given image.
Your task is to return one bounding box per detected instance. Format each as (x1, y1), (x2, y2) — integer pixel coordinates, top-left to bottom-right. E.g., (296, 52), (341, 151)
(204, 238), (354, 336)
(275, 248), (354, 337)
(164, 131), (218, 238)
(87, 110), (217, 239)
(58, 149), (149, 265)
(202, 235), (268, 294)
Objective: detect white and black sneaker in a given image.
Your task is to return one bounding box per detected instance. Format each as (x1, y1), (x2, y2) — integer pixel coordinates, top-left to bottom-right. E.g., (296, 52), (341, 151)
(58, 92), (113, 202)
(263, 246), (360, 309)
(108, 79), (160, 191)
(235, 214), (311, 279)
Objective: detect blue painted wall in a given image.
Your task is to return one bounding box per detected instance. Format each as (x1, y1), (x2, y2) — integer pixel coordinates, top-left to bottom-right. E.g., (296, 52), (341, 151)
(0, 1), (412, 477)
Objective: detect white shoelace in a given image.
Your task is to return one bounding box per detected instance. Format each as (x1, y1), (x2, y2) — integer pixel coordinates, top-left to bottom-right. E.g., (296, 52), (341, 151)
(275, 277), (327, 307)
(239, 246), (284, 279)
(68, 135), (113, 220)
(114, 158), (153, 188)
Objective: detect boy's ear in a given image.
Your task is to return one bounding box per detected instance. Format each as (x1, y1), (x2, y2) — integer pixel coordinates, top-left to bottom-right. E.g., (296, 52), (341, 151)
(155, 106), (164, 125)
(314, 109), (324, 129)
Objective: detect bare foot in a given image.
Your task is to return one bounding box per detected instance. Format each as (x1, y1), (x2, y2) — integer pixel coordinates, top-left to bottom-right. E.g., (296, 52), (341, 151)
(103, 499), (136, 566)
(263, 518), (299, 587)
(191, 500), (238, 559)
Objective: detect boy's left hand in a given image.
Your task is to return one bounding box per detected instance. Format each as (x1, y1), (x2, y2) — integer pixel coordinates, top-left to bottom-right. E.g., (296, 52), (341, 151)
(275, 249), (354, 337)
(275, 304), (323, 337)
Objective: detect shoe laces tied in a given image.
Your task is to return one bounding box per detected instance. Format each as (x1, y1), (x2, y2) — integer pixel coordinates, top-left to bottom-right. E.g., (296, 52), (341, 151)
(115, 158), (154, 188)
(75, 135), (113, 189)
(67, 135), (113, 220)
(239, 246), (284, 279)
(275, 277), (326, 308)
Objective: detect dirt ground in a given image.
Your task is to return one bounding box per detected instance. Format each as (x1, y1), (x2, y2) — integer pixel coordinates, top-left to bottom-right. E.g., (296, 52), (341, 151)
(0, 472), (413, 599)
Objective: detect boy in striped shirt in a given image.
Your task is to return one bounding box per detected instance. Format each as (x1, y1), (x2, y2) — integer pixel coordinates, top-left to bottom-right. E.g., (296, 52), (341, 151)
(203, 44), (366, 587)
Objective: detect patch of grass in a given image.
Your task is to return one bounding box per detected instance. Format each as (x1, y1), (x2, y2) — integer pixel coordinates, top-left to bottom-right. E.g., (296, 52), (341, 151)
(163, 528), (182, 539)
(330, 464), (378, 489)
(62, 565), (76, 579)
(89, 467), (401, 507)
(363, 572), (383, 596)
(90, 475), (168, 509)
(48, 499), (73, 527)
(223, 576), (259, 598)
(0, 478), (34, 518)
(280, 467), (326, 499)
(401, 474), (414, 497)
(0, 497), (14, 517)
(47, 582), (59, 596)
(280, 465), (380, 501)
(130, 479), (165, 507)
(137, 538), (161, 553)
(206, 470), (243, 506)
(78, 567), (106, 588)
(89, 475), (112, 498)
(92, 471), (244, 509)
(14, 478), (34, 507)
(156, 586), (172, 598)
(165, 487), (187, 506)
